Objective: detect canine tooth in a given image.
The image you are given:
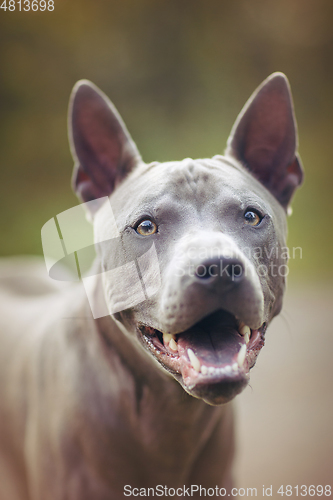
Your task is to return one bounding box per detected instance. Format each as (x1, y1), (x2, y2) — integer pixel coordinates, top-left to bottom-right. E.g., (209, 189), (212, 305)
(240, 325), (251, 344)
(169, 338), (178, 352)
(240, 324), (250, 336)
(237, 344), (247, 368)
(163, 333), (174, 344)
(187, 349), (201, 372)
(201, 365), (208, 375)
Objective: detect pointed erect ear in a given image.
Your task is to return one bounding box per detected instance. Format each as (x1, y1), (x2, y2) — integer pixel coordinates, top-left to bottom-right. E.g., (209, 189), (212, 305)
(225, 73), (304, 209)
(68, 80), (142, 212)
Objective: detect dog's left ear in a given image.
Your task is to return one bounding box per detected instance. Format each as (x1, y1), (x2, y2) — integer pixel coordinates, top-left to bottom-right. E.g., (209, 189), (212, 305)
(226, 73), (303, 209)
(68, 80), (142, 214)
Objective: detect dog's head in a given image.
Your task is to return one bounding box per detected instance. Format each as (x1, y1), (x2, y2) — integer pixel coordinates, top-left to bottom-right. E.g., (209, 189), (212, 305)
(68, 73), (303, 405)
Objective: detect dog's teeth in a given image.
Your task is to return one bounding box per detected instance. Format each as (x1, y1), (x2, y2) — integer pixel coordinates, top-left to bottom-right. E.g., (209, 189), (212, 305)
(163, 333), (172, 343)
(224, 365), (232, 374)
(237, 344), (247, 368)
(201, 365), (208, 375)
(169, 338), (178, 352)
(187, 349), (201, 372)
(232, 362), (238, 372)
(240, 325), (251, 344)
(239, 324), (250, 336)
(163, 333), (178, 352)
(163, 333), (174, 344)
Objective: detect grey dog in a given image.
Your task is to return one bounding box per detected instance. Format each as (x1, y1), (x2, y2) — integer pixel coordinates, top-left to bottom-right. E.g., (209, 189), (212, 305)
(0, 73), (303, 499)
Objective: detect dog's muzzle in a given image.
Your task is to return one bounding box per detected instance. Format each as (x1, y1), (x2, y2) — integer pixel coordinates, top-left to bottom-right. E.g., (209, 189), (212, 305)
(137, 232), (266, 405)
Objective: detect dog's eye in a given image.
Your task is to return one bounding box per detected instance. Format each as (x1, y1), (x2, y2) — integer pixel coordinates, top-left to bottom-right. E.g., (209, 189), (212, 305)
(136, 219), (157, 236)
(244, 210), (262, 226)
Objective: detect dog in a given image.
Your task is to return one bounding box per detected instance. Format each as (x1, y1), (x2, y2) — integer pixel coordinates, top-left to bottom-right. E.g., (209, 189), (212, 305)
(0, 73), (303, 499)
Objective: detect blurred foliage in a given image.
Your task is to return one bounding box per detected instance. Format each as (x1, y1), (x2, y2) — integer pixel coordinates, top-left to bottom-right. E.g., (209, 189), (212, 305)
(0, 0), (332, 281)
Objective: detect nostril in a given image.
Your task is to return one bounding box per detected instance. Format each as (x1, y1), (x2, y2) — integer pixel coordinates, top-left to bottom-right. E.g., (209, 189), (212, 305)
(195, 264), (214, 280)
(195, 258), (244, 282)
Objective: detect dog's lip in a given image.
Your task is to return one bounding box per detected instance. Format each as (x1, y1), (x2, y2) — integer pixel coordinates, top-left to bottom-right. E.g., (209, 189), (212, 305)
(137, 311), (266, 392)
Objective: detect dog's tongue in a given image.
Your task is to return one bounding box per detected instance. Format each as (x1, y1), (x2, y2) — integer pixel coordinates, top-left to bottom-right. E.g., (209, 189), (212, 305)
(177, 310), (242, 374)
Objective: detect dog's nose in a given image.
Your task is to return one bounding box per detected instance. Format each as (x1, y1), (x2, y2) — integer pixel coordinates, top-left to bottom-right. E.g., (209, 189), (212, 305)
(195, 257), (245, 284)
(160, 232), (264, 333)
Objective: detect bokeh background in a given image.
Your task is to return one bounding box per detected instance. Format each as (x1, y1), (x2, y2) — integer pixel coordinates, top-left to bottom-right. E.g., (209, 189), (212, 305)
(0, 0), (332, 496)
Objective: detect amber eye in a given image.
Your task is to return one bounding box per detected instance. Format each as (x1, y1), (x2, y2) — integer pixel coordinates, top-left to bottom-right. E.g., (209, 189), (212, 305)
(244, 210), (262, 226)
(136, 219), (157, 236)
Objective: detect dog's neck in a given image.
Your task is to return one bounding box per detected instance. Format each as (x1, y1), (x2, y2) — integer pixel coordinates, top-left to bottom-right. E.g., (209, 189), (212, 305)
(73, 274), (231, 487)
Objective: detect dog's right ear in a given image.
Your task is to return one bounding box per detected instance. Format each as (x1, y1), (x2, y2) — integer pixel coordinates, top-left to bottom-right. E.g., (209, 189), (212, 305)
(68, 80), (142, 214)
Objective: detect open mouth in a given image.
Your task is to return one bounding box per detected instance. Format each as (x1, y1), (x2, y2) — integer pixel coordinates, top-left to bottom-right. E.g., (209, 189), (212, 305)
(138, 310), (266, 404)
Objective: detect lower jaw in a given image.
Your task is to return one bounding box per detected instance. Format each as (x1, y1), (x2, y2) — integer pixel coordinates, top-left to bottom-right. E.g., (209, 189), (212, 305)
(171, 368), (250, 405)
(187, 378), (249, 405)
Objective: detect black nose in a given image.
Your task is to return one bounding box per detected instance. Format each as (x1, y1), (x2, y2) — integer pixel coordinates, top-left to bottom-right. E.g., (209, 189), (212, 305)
(195, 256), (244, 283)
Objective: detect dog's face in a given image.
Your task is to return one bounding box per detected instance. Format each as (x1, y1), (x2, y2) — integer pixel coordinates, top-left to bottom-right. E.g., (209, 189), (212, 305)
(69, 73), (303, 405)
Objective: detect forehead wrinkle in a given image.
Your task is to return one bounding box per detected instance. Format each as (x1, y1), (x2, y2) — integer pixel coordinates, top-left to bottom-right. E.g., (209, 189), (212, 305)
(112, 156), (278, 224)
(139, 155), (246, 176)
(121, 159), (216, 205)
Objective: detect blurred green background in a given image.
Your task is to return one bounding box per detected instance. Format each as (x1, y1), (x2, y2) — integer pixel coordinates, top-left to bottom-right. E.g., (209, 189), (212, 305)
(1, 0), (332, 282)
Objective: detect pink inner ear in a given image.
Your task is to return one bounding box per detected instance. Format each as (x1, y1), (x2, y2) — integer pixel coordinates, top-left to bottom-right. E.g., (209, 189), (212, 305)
(243, 89), (293, 168)
(270, 156), (304, 209)
(69, 81), (141, 206)
(245, 147), (279, 183)
(226, 73), (303, 208)
(287, 157), (301, 175)
(73, 165), (113, 204)
(72, 98), (124, 190)
(76, 168), (90, 188)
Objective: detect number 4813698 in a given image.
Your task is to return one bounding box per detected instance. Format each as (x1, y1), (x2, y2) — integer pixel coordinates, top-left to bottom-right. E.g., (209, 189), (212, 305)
(277, 485), (331, 496)
(0, 0), (54, 11)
